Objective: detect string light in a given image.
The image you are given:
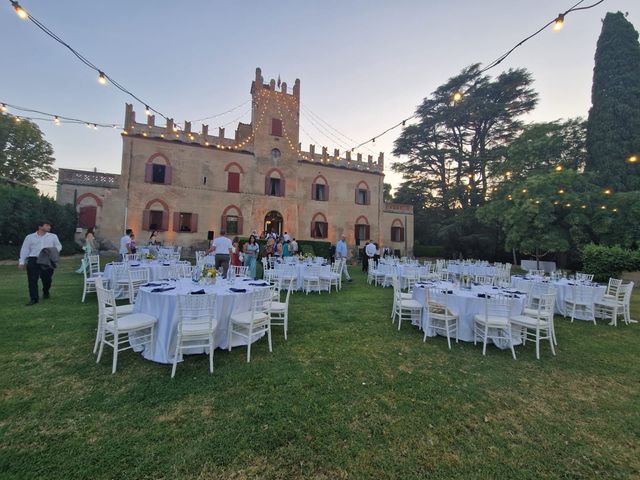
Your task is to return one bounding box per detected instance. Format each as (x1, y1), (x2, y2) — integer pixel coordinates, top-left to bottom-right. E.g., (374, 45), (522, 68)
(452, 91), (463, 102)
(346, 0), (605, 152)
(11, 1), (28, 19)
(628, 155), (638, 163)
(54, 116), (60, 125)
(0, 103), (7, 112)
(1, 101), (122, 129)
(553, 13), (565, 31)
(603, 189), (612, 195)
(555, 165), (563, 172)
(97, 71), (107, 85)
(145, 105), (151, 116)
(558, 189), (564, 194)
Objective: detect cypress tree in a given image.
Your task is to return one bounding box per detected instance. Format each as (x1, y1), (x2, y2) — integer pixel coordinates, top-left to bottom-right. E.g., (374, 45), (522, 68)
(585, 12), (640, 191)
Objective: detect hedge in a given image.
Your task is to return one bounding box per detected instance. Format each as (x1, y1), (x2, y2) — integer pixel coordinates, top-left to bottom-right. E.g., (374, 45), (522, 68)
(581, 243), (640, 282)
(0, 183), (79, 261)
(413, 244), (445, 258)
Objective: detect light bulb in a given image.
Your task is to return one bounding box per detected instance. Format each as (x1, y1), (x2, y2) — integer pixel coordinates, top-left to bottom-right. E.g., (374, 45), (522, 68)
(628, 155), (638, 163)
(54, 116), (60, 125)
(604, 189), (611, 195)
(553, 14), (565, 31)
(12, 2), (28, 20)
(0, 103), (7, 112)
(15, 117), (21, 123)
(558, 189), (564, 194)
(145, 105), (151, 116)
(98, 71), (107, 85)
(555, 165), (563, 171)
(452, 91), (463, 102)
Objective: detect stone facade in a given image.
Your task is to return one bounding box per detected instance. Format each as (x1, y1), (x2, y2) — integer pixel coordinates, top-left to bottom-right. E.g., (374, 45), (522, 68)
(57, 67), (414, 254)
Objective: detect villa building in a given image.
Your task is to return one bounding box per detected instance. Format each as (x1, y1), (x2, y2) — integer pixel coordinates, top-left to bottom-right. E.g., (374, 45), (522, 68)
(57, 67), (414, 254)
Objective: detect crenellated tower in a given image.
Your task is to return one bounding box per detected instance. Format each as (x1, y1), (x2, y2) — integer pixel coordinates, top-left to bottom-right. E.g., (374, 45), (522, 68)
(250, 67), (301, 160)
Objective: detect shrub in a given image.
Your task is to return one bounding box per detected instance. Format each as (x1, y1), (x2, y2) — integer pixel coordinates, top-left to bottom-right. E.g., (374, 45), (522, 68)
(580, 243), (640, 282)
(413, 244), (445, 258)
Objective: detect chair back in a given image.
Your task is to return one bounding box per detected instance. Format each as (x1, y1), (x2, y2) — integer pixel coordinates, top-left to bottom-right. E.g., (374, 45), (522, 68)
(112, 263), (130, 283)
(230, 265), (249, 278)
(571, 284), (596, 304)
(128, 268), (150, 303)
(251, 287), (272, 319)
(606, 278), (623, 297)
(96, 285), (120, 329)
(176, 293), (217, 336)
(483, 294), (512, 320)
(87, 254), (101, 275)
(576, 272), (594, 282)
(532, 293), (555, 320)
(124, 253), (141, 262)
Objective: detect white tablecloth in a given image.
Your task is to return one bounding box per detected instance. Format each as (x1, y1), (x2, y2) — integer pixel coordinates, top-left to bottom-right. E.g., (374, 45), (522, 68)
(510, 276), (606, 320)
(445, 264), (498, 277)
(132, 277), (270, 364)
(412, 281), (525, 349)
(273, 263), (330, 291)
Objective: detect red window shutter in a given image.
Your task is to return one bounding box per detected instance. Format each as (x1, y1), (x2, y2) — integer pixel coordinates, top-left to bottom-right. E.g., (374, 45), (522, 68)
(311, 183), (316, 200)
(190, 213), (198, 233)
(237, 217), (243, 235)
(355, 188), (358, 204)
(271, 118), (282, 136)
(365, 225), (370, 240)
(366, 190), (370, 205)
(228, 172), (240, 192)
(142, 210), (151, 230)
(310, 222), (315, 238)
(325, 185), (330, 201)
(400, 228), (405, 242)
(161, 211), (169, 231)
(322, 222), (328, 238)
(265, 176), (270, 195)
(280, 178), (285, 197)
(145, 163), (153, 182)
(164, 165), (172, 185)
(221, 215), (227, 232)
(173, 212), (180, 232)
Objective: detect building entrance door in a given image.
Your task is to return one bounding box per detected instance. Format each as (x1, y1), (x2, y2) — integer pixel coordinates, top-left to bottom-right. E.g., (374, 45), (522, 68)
(264, 211), (283, 237)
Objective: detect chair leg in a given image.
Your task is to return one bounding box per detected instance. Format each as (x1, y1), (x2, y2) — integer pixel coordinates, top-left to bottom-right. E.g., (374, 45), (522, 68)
(482, 325), (488, 356)
(82, 284), (87, 302)
(96, 331), (105, 363)
(446, 320), (452, 350)
(209, 334), (214, 373)
(93, 320), (102, 354)
(228, 325), (233, 351)
(171, 339), (180, 378)
(111, 333), (119, 374)
(267, 325), (273, 353)
(535, 328), (540, 360)
(548, 329), (556, 356)
(246, 342), (251, 363)
(284, 313), (288, 341)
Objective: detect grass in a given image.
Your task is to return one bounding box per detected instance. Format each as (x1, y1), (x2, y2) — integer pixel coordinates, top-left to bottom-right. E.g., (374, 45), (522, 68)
(1, 258), (639, 479)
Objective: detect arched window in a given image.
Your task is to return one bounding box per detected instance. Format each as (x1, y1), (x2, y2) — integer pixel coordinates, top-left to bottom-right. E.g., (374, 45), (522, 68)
(265, 168), (285, 197)
(144, 153), (172, 185)
(225, 162), (244, 193)
(354, 215), (370, 245)
(355, 180), (370, 205)
(76, 193), (102, 229)
(142, 198), (170, 231)
(310, 212), (328, 239)
(221, 205), (243, 235)
(391, 218), (405, 242)
(311, 174), (329, 201)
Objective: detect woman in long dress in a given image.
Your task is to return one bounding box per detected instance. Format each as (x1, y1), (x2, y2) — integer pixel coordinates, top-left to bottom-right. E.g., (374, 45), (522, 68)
(243, 235), (259, 279)
(76, 228), (97, 273)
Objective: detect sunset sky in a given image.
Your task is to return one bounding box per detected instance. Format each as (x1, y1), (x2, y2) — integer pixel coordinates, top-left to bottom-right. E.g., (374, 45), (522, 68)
(1, 0), (637, 196)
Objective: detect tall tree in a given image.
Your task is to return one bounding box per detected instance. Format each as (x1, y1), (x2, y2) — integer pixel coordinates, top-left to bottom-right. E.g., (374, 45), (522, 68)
(0, 114), (56, 186)
(383, 182), (393, 203)
(496, 119), (587, 180)
(393, 64), (537, 211)
(585, 11), (640, 191)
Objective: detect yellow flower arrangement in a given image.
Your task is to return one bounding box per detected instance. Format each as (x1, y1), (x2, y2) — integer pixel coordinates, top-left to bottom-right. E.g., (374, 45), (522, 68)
(203, 267), (217, 278)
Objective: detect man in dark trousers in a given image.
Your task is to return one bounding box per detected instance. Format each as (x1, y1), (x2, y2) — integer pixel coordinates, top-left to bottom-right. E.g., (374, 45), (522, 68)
(18, 221), (62, 305)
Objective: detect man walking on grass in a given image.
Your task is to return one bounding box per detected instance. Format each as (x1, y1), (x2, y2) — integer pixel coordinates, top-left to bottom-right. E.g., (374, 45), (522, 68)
(19, 220), (62, 306)
(335, 234), (352, 282)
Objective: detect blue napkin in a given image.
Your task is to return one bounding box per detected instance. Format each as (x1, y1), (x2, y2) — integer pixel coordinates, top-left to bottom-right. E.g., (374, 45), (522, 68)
(190, 289), (205, 295)
(441, 290), (453, 294)
(130, 263), (141, 267)
(143, 282), (164, 287)
(229, 288), (247, 293)
(151, 286), (175, 293)
(242, 278), (252, 282)
(163, 263), (171, 266)
(477, 293), (490, 298)
(249, 282), (269, 287)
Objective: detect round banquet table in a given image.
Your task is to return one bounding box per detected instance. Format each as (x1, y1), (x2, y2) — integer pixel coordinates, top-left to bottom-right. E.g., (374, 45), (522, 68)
(273, 262), (331, 291)
(131, 277), (270, 364)
(412, 281), (526, 349)
(445, 264), (498, 277)
(510, 276), (606, 320)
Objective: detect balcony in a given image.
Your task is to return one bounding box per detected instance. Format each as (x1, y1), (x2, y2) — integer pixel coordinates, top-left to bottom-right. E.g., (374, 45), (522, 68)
(58, 168), (120, 189)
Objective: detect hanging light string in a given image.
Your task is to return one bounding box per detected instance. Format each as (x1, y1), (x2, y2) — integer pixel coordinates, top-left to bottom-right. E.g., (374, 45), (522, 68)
(1, 102), (120, 128)
(347, 0), (606, 152)
(190, 99), (251, 124)
(8, 1), (173, 122)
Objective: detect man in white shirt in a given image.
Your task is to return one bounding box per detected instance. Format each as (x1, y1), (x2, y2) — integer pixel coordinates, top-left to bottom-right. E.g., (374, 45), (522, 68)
(335, 234), (352, 282)
(364, 240), (377, 272)
(19, 221), (63, 305)
(290, 238), (298, 255)
(119, 229), (132, 260)
(283, 231), (291, 242)
(210, 229), (233, 278)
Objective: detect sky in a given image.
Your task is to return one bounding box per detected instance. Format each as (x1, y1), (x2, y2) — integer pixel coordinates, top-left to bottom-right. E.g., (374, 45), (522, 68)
(1, 0), (638, 197)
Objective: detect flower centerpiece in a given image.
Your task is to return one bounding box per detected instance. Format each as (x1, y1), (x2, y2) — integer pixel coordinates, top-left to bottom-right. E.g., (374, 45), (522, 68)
(461, 274), (472, 290)
(144, 253), (155, 260)
(202, 266), (217, 285)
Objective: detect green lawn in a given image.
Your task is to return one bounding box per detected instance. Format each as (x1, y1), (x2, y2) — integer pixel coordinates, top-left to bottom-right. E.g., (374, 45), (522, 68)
(1, 258), (639, 479)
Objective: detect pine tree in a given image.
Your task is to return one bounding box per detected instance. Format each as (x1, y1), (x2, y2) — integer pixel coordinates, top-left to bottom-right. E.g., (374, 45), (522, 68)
(585, 11), (640, 191)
